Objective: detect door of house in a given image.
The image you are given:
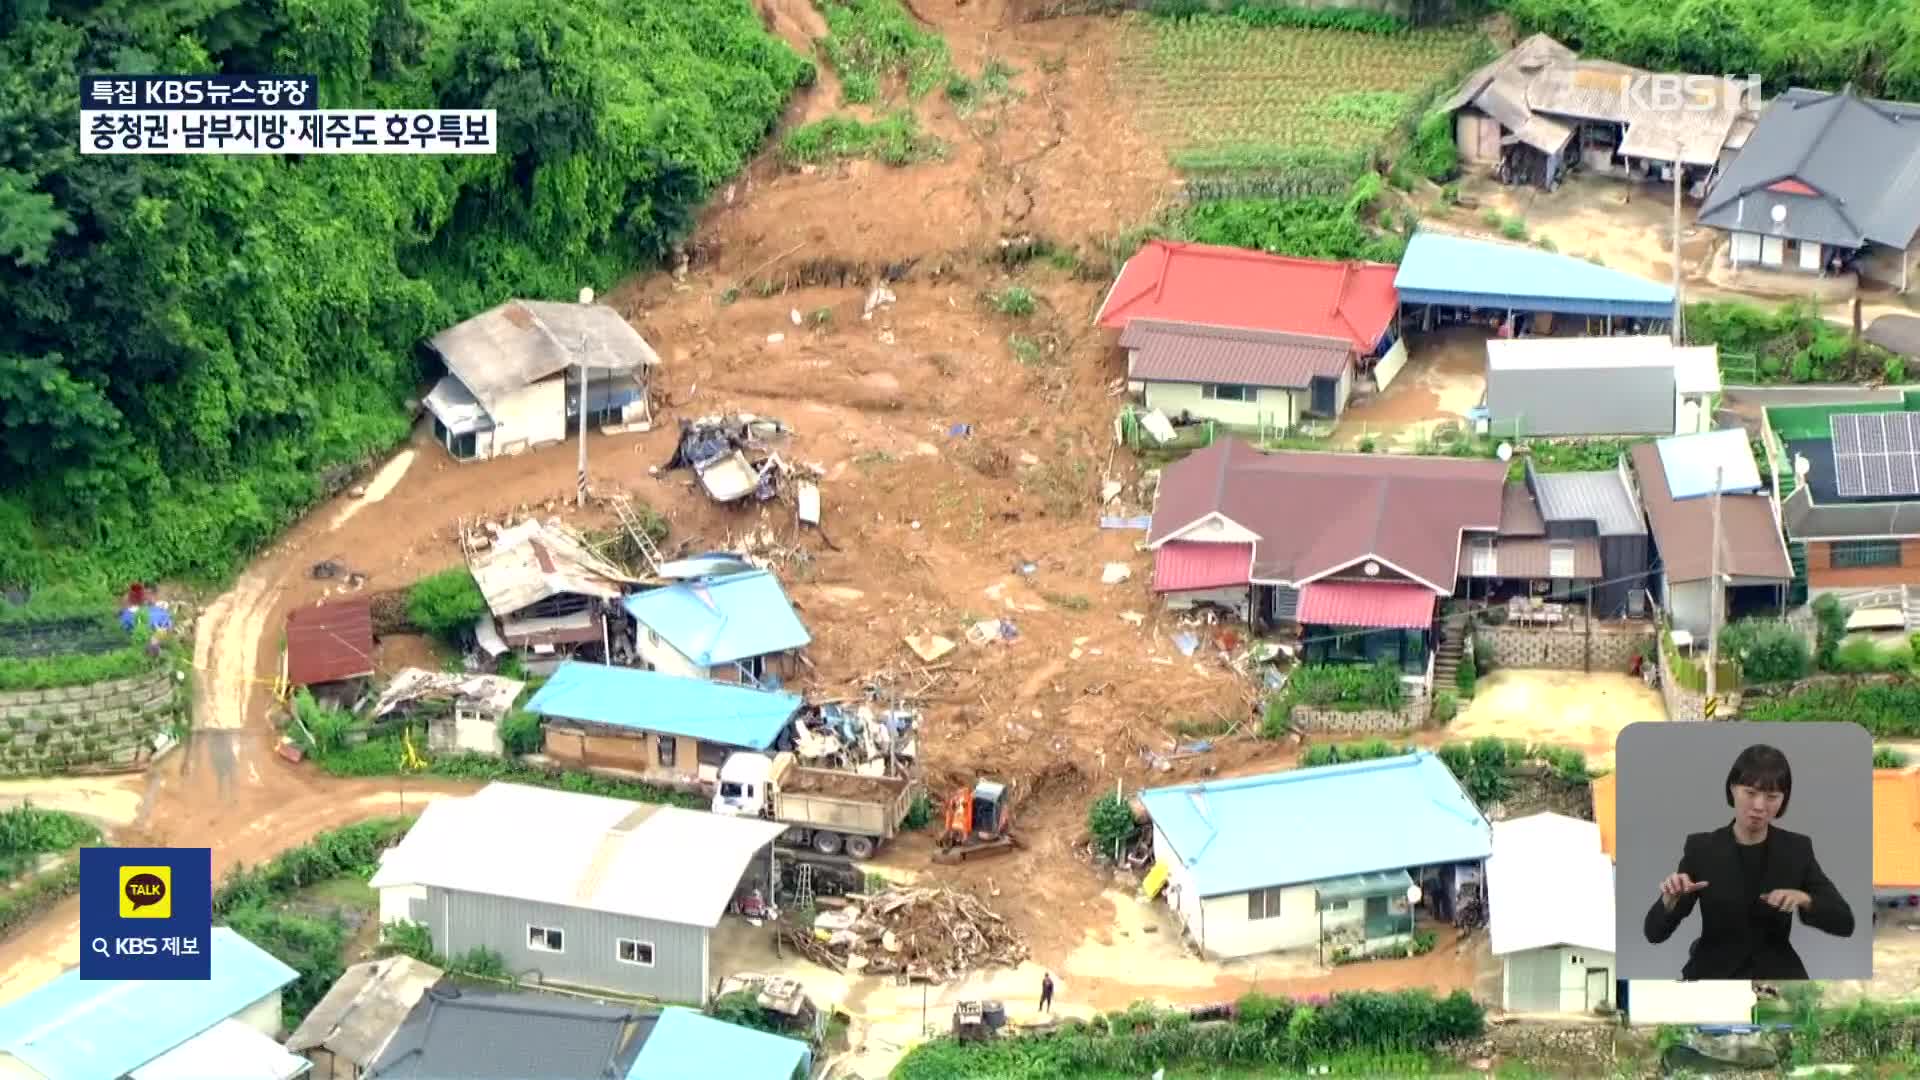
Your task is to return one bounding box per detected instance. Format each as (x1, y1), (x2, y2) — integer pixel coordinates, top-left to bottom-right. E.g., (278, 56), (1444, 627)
(1761, 236), (1785, 266)
(1731, 232), (1761, 265)
(1800, 241), (1823, 272)
(1586, 967), (1611, 1010)
(1310, 377), (1337, 417)
(1363, 895), (1395, 938)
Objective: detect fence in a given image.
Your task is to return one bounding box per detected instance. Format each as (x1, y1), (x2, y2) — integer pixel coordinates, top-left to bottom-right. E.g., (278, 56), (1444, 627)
(1118, 405), (1217, 453)
(1477, 623), (1652, 672)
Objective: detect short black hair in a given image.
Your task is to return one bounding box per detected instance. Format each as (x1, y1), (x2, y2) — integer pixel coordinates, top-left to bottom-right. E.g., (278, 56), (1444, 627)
(1725, 743), (1793, 817)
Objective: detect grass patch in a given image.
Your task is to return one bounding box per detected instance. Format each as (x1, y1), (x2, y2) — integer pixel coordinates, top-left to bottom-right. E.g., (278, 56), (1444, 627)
(782, 112), (944, 166)
(988, 285), (1038, 317)
(1041, 591), (1091, 611)
(1745, 680), (1920, 738)
(818, 0), (950, 104)
(0, 805), (100, 879)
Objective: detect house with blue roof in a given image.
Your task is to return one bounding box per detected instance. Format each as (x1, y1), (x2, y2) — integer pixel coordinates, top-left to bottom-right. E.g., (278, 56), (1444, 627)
(525, 661), (804, 784)
(1139, 751), (1492, 962)
(625, 1007), (811, 1080)
(0, 926), (306, 1080)
(623, 569), (811, 686)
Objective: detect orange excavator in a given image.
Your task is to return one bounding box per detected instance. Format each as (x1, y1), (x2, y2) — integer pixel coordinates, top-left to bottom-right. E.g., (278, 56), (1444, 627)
(934, 779), (1021, 863)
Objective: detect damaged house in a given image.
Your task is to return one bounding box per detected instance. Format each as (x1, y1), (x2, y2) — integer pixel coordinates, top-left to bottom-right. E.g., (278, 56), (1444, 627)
(372, 667), (527, 757)
(667, 415), (795, 504)
(623, 568), (811, 687)
(467, 520), (643, 674)
(423, 298), (661, 463)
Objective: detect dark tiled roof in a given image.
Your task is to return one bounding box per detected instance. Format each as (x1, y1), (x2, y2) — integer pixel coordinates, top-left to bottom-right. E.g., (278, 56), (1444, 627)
(285, 599), (375, 686)
(366, 985), (652, 1080)
(1499, 481), (1547, 536)
(1628, 443), (1792, 582)
(1120, 319), (1351, 389)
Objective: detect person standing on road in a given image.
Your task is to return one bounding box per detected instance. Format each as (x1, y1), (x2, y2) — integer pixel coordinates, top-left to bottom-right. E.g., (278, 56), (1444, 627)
(1039, 972), (1054, 1013)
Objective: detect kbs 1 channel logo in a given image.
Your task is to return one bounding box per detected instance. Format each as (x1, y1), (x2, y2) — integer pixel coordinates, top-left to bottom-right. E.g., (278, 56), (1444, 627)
(79, 847), (212, 980)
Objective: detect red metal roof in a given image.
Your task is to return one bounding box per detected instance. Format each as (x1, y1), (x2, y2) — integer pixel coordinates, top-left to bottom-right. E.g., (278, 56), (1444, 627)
(285, 599), (375, 686)
(1296, 581), (1437, 629)
(1095, 240), (1399, 351)
(1152, 542), (1253, 592)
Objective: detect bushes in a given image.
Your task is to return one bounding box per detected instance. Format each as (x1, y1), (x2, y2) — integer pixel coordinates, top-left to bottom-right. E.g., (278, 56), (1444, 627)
(1170, 176), (1408, 264)
(1149, 0), (1408, 33)
(213, 818), (414, 916)
(0, 805), (99, 878)
(1405, 110), (1458, 182)
(227, 906), (349, 1029)
(1875, 746), (1909, 768)
(781, 112), (942, 166)
(1429, 692), (1458, 722)
(1832, 636), (1914, 675)
(1454, 658), (1477, 697)
(497, 709), (542, 755)
(1718, 619), (1811, 683)
(818, 0), (950, 104)
(1745, 682), (1920, 738)
(1686, 301), (1893, 384)
(406, 568), (488, 644)
(1088, 793), (1139, 858)
(0, 861), (82, 939)
(1302, 738), (1410, 768)
(1813, 594), (1847, 671)
(1287, 662), (1406, 711)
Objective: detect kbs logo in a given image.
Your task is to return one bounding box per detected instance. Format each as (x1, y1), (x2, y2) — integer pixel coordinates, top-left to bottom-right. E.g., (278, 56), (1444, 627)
(119, 865), (171, 919)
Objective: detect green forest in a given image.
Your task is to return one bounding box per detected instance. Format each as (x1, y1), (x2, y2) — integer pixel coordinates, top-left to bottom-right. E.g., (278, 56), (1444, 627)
(0, 0), (810, 589)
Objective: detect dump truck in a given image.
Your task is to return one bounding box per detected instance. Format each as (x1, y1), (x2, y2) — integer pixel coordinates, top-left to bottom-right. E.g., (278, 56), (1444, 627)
(712, 751), (917, 859)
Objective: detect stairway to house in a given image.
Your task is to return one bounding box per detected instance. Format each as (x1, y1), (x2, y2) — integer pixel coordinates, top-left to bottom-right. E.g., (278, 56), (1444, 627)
(1435, 614), (1469, 697)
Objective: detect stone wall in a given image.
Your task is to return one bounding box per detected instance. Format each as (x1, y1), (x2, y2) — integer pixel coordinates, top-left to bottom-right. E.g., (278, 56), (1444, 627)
(0, 670), (182, 775)
(1292, 701), (1430, 734)
(1478, 624), (1653, 672)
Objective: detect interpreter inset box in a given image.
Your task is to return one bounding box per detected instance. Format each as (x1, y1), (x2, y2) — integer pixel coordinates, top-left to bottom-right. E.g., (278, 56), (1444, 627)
(1614, 721), (1871, 981)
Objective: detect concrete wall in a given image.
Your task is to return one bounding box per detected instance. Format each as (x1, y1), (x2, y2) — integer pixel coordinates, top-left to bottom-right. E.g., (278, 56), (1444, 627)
(633, 627), (710, 680)
(543, 724), (706, 785)
(0, 670), (181, 775)
(1141, 380), (1299, 431)
(1374, 337), (1410, 391)
(1666, 576), (1714, 639)
(1477, 624), (1653, 671)
(428, 708), (503, 756)
(486, 377), (567, 458)
(1194, 883), (1321, 959)
(235, 990), (287, 1037)
(1291, 702), (1430, 734)
(1805, 538), (1920, 590)
(1503, 946), (1615, 1013)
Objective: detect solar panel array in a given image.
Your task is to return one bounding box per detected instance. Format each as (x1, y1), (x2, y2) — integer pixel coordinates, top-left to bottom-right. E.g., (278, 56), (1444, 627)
(1829, 412), (1920, 498)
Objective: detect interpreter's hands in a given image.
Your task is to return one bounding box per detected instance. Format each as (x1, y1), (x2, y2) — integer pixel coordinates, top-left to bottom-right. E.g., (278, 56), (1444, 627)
(1761, 888), (1812, 913)
(1660, 873), (1709, 910)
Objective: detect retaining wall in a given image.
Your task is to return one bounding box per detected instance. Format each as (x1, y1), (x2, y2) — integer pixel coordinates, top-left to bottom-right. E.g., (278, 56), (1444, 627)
(1477, 624), (1652, 672)
(0, 670), (182, 774)
(1655, 640), (1741, 722)
(1293, 701), (1430, 734)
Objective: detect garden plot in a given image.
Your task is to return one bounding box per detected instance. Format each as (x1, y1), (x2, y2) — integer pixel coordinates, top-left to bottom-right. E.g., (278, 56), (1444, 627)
(1115, 16), (1483, 174)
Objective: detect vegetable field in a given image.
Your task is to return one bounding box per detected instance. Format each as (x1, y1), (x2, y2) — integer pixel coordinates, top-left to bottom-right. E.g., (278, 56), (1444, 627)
(1116, 16), (1484, 177)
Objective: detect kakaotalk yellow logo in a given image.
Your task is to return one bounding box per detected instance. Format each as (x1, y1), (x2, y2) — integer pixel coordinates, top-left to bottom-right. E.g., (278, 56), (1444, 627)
(119, 865), (171, 919)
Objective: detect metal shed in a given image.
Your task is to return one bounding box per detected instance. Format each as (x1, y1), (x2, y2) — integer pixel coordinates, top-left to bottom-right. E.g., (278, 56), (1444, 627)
(1486, 336), (1679, 436)
(1396, 231), (1676, 321)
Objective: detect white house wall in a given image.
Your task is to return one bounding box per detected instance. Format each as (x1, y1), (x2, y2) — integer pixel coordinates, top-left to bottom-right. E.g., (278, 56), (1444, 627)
(1626, 979), (1756, 1026)
(486, 377), (567, 458)
(1153, 826), (1203, 934)
(235, 991), (287, 1037)
(1193, 884), (1319, 959)
(1163, 515), (1262, 546)
(1141, 381), (1300, 432)
(1666, 576), (1714, 639)
(633, 626), (710, 680)
(380, 884), (428, 926)
(1502, 946), (1614, 1013)
(1373, 337), (1410, 391)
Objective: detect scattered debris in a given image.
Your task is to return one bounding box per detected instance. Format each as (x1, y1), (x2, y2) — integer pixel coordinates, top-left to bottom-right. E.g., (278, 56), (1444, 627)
(1099, 515), (1153, 530)
(863, 286), (897, 320)
(790, 308), (802, 325)
(1017, 451), (1040, 466)
(1101, 563), (1131, 585)
(372, 667), (525, 720)
(780, 887), (1029, 982)
(792, 701), (918, 771)
(1013, 561), (1037, 576)
(311, 560), (346, 580)
(1172, 632), (1200, 657)
(668, 414), (795, 505)
(905, 634), (957, 663)
(1119, 611), (1145, 625)
(1138, 410), (1177, 444)
(797, 482), (821, 526)
(966, 619), (1020, 646)
(768, 333), (785, 344)
(1100, 480), (1123, 504)
(948, 423), (973, 438)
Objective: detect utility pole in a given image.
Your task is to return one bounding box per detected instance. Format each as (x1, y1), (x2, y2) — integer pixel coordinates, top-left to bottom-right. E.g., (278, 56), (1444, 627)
(576, 286), (594, 508)
(1706, 465), (1725, 709)
(1671, 140), (1685, 344)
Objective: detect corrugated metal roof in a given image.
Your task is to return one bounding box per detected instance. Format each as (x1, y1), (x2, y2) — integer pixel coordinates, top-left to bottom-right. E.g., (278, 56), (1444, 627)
(286, 956), (445, 1067)
(427, 300), (660, 414)
(625, 1008), (811, 1080)
(1488, 814), (1615, 956)
(0, 928), (297, 1080)
(1499, 482), (1546, 536)
(1120, 319), (1352, 389)
(468, 519), (638, 619)
(1511, 113), (1573, 154)
(366, 783), (787, 928)
(1629, 442), (1792, 582)
(1873, 769), (1920, 889)
(286, 598), (376, 686)
(622, 569), (811, 666)
(367, 986), (649, 1080)
(1095, 241), (1399, 351)
(1395, 232), (1675, 319)
(1654, 428), (1764, 499)
(1151, 541), (1253, 593)
(1531, 469), (1648, 536)
(1295, 580), (1436, 629)
(1458, 535), (1602, 579)
(1140, 752), (1491, 898)
(523, 662), (802, 750)
(128, 1018), (309, 1080)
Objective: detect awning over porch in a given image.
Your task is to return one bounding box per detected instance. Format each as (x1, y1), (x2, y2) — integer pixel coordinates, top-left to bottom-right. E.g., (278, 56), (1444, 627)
(1316, 868), (1414, 907)
(1152, 541), (1252, 593)
(424, 374), (493, 435)
(1296, 581), (1436, 629)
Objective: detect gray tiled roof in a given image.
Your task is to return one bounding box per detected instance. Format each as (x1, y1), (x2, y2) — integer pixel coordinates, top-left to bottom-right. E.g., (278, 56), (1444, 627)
(1120, 319), (1351, 389)
(1529, 469), (1648, 536)
(366, 986), (652, 1080)
(1698, 88), (1920, 250)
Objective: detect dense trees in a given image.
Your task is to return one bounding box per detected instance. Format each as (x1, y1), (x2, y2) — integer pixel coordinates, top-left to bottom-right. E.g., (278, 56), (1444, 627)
(0, 0), (809, 588)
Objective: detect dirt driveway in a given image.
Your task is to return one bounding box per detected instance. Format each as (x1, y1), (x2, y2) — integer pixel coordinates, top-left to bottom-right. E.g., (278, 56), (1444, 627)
(1817, 915), (1920, 1003)
(1337, 326), (1490, 449)
(1446, 670), (1667, 769)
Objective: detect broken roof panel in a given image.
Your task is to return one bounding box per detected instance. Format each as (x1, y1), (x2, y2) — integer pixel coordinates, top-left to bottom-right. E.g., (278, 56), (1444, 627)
(372, 668), (525, 719)
(285, 956), (445, 1069)
(427, 300), (661, 415)
(286, 598), (376, 686)
(622, 569), (810, 666)
(467, 519), (640, 618)
(1095, 240), (1399, 351)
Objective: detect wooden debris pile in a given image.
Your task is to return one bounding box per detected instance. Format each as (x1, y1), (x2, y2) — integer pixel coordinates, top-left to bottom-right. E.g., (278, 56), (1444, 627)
(777, 886), (1028, 982)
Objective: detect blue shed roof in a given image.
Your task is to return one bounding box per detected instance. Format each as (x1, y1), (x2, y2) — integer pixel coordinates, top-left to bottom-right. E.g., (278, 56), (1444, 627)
(623, 570), (811, 667)
(1139, 751), (1492, 898)
(1394, 231), (1676, 320)
(626, 1007), (811, 1080)
(524, 662), (803, 750)
(1654, 428), (1764, 500)
(0, 927), (298, 1080)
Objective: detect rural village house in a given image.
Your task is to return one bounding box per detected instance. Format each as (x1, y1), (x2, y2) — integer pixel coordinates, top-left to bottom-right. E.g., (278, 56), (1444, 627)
(1487, 813), (1616, 1015)
(370, 667), (526, 757)
(1095, 240), (1404, 428)
(466, 518), (641, 673)
(368, 782), (786, 1004)
(523, 661), (804, 783)
(423, 299), (661, 462)
(283, 597), (376, 709)
(1628, 430), (1794, 638)
(285, 954), (444, 1079)
(0, 928), (304, 1080)
(1482, 336), (1721, 439)
(1461, 458), (1652, 619)
(1697, 87), (1920, 293)
(627, 1007), (813, 1080)
(1762, 396), (1920, 629)
(1140, 752), (1491, 962)
(1395, 230), (1677, 338)
(1441, 33), (1758, 192)
(623, 567), (811, 686)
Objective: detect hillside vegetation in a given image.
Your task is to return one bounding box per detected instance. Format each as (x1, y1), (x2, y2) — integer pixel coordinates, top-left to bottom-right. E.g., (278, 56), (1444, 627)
(0, 0), (810, 589)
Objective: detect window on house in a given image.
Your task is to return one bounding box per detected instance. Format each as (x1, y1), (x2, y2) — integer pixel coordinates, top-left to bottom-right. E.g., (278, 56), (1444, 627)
(527, 925), (564, 953)
(1323, 899), (1349, 912)
(1548, 543), (1576, 578)
(1248, 886), (1284, 920)
(616, 938), (655, 966)
(657, 735), (677, 767)
(1470, 538), (1497, 576)
(450, 432), (478, 459)
(1830, 540), (1901, 568)
(1202, 384), (1254, 402)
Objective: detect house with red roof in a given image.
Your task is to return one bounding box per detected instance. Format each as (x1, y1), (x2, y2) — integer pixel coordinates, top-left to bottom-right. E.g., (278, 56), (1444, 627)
(1095, 240), (1402, 430)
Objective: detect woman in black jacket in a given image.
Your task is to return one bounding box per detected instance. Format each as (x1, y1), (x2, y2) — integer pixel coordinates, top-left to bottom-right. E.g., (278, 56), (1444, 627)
(1643, 743), (1855, 980)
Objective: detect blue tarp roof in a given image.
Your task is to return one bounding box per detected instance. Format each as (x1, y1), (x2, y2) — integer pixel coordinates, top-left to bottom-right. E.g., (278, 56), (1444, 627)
(626, 1007), (811, 1080)
(1140, 751), (1492, 898)
(0, 927), (298, 1080)
(623, 570), (811, 667)
(1655, 428), (1764, 500)
(524, 662), (802, 749)
(1394, 231), (1676, 320)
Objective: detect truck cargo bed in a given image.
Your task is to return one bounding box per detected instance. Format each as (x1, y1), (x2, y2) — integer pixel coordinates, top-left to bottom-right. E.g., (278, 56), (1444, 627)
(779, 767), (910, 800)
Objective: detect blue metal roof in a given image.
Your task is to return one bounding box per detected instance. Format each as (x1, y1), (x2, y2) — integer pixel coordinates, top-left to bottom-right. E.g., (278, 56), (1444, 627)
(622, 570), (811, 667)
(1394, 231), (1676, 320)
(524, 662), (802, 750)
(626, 1007), (811, 1080)
(1655, 428), (1764, 500)
(0, 927), (298, 1080)
(1139, 751), (1492, 898)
